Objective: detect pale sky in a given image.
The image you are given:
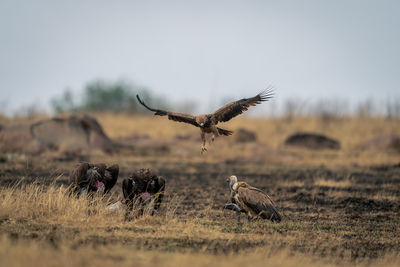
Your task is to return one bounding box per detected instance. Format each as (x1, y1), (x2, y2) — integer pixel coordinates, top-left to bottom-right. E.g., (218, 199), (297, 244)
(0, 0), (399, 114)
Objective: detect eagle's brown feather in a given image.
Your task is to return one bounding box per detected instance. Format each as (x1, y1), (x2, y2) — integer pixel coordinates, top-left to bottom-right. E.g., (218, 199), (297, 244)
(211, 89), (273, 124)
(217, 127), (233, 136)
(166, 112), (198, 126)
(136, 95), (198, 127)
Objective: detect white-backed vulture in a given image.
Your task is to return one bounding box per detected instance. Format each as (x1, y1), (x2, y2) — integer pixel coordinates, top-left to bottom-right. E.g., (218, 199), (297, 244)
(136, 88), (273, 153)
(223, 175), (281, 222)
(122, 168), (165, 219)
(69, 162), (119, 196)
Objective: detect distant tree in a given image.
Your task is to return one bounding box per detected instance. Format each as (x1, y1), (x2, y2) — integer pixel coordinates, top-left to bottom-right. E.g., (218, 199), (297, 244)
(50, 88), (76, 113)
(81, 80), (137, 112)
(50, 79), (167, 114)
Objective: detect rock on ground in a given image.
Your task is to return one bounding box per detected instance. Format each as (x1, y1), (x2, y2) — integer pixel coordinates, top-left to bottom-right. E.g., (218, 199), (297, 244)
(284, 132), (340, 150)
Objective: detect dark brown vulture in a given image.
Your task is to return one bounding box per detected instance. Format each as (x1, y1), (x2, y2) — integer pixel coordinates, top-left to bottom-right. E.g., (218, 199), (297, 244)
(136, 88), (273, 153)
(69, 162), (119, 196)
(122, 168), (165, 218)
(223, 175), (281, 223)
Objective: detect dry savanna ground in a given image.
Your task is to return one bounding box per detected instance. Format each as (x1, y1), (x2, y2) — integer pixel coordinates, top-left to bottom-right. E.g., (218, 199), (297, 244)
(1, 114), (400, 266)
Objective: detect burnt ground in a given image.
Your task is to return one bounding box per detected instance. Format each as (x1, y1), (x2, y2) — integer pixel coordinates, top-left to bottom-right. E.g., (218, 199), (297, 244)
(1, 157), (400, 260)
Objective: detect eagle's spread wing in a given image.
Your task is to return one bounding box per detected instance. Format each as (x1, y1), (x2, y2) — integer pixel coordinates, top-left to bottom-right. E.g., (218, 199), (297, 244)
(136, 95), (198, 127)
(211, 88), (273, 123)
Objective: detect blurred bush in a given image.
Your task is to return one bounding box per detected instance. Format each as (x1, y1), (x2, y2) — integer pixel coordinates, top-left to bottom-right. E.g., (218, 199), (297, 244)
(51, 79), (167, 114)
(51, 89), (76, 113)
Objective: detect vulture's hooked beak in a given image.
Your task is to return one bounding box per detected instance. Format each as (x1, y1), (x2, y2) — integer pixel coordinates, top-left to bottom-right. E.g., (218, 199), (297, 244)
(200, 123), (204, 127)
(226, 178), (230, 183)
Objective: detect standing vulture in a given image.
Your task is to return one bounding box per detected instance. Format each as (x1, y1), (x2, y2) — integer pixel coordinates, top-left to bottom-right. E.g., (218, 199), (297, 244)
(136, 88), (273, 153)
(223, 175), (281, 222)
(122, 168), (165, 219)
(69, 162), (119, 196)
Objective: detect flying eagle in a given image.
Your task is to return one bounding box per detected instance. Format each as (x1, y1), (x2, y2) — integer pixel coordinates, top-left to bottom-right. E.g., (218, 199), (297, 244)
(69, 162), (119, 196)
(136, 88), (273, 153)
(223, 175), (281, 223)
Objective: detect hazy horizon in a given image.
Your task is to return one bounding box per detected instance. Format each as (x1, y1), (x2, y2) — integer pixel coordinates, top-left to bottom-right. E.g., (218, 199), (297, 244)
(1, 0), (399, 115)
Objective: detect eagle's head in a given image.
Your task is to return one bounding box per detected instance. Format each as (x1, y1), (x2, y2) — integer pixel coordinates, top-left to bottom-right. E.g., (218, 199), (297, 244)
(197, 115), (212, 128)
(226, 175), (238, 190)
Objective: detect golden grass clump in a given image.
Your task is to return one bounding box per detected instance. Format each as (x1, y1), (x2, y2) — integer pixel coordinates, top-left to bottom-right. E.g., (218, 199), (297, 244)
(0, 181), (124, 226)
(313, 178), (352, 188)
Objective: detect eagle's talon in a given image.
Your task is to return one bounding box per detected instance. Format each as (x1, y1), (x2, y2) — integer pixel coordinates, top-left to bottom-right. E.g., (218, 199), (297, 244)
(201, 146), (207, 154)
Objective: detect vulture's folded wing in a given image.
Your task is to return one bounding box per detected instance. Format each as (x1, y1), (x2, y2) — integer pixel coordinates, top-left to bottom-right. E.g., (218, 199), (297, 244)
(70, 162), (89, 185)
(122, 178), (135, 200)
(157, 177), (166, 192)
(153, 177), (166, 211)
(211, 88), (273, 123)
(239, 186), (280, 220)
(136, 95), (198, 127)
(103, 164), (119, 192)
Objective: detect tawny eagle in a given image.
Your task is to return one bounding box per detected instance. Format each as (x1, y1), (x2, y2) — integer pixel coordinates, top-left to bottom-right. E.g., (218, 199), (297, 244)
(136, 88), (273, 153)
(223, 175), (281, 222)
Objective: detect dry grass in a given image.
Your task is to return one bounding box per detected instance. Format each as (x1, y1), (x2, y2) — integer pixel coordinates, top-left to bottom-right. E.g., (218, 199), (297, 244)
(96, 114), (400, 149)
(1, 178), (400, 266)
(91, 114), (400, 166)
(2, 236), (400, 267)
(1, 114), (400, 266)
(0, 182), (121, 226)
(314, 177), (352, 188)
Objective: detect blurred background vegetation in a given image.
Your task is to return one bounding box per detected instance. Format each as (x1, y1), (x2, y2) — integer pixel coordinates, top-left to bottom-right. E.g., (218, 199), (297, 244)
(48, 78), (400, 119)
(50, 79), (168, 114)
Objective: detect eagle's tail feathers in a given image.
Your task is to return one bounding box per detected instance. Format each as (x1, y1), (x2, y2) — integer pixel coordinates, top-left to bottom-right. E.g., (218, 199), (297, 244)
(217, 127), (233, 136)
